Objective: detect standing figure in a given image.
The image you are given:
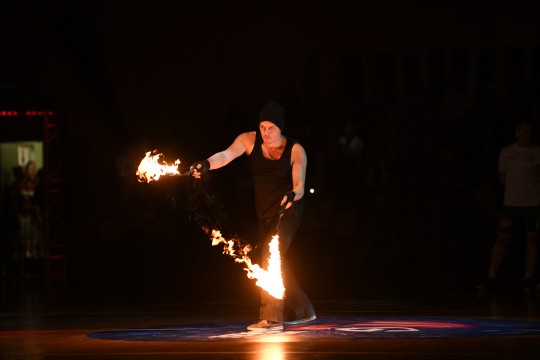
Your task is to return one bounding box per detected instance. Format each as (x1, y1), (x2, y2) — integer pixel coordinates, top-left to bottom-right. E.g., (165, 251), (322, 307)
(481, 122), (540, 291)
(14, 161), (42, 259)
(191, 102), (316, 331)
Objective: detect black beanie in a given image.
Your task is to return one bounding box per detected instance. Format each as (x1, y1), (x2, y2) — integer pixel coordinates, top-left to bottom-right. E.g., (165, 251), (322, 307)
(258, 102), (285, 130)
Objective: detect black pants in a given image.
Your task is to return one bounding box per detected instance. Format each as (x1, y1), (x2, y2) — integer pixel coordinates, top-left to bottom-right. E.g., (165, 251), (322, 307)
(257, 200), (315, 323)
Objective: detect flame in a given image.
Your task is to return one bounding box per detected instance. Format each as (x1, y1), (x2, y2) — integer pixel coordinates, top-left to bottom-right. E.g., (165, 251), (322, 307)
(136, 151), (181, 183)
(210, 230), (285, 299)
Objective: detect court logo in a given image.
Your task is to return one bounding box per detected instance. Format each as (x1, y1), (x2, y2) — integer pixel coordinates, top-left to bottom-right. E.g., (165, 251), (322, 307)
(88, 317), (540, 342)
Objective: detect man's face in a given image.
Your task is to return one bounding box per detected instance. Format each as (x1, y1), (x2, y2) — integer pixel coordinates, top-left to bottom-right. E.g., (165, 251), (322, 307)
(259, 121), (281, 143)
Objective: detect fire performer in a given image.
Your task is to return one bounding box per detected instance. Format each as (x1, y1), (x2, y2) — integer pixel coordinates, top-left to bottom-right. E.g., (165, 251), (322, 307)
(190, 102), (316, 331)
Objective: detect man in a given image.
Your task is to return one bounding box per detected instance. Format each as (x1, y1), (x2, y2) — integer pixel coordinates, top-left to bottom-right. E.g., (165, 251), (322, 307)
(190, 102), (316, 331)
(481, 121), (540, 291)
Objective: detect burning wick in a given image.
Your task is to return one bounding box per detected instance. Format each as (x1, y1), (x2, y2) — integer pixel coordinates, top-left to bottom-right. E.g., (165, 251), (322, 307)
(136, 151), (181, 183)
(210, 230), (285, 299)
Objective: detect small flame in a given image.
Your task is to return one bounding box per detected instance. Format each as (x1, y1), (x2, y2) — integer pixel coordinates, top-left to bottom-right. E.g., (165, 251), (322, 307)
(136, 151), (181, 183)
(210, 230), (285, 299)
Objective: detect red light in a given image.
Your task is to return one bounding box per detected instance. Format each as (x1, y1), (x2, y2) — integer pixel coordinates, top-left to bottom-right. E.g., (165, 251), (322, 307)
(1, 109), (52, 117)
(25, 110), (46, 116)
(0, 110), (18, 116)
(24, 110), (51, 116)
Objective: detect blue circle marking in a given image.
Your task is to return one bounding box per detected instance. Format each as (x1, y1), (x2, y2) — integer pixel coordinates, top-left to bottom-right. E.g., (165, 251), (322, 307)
(87, 317), (540, 342)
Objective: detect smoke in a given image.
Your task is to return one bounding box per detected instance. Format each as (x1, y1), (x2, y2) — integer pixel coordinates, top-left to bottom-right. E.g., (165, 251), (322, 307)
(181, 174), (236, 240)
(178, 174), (260, 262)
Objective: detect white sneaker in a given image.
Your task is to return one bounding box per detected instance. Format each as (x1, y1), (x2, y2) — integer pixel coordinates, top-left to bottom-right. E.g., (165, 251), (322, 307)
(247, 320), (284, 332)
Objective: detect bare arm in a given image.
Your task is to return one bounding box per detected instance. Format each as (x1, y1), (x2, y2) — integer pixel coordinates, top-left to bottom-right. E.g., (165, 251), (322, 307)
(281, 143), (307, 208)
(192, 132), (253, 177)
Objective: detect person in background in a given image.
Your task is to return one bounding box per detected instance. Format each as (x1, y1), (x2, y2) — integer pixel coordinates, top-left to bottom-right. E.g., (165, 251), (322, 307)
(14, 161), (43, 260)
(480, 122), (540, 292)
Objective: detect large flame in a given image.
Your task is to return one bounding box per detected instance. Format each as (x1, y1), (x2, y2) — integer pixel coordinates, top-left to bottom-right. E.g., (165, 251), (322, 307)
(136, 151), (181, 183)
(210, 230), (285, 299)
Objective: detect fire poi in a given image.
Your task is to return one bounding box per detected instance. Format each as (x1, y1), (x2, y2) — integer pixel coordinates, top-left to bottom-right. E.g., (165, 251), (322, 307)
(136, 151), (183, 183)
(136, 151), (285, 299)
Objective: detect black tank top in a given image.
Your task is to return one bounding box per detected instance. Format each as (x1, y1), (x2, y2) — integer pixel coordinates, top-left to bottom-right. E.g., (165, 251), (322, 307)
(248, 131), (296, 219)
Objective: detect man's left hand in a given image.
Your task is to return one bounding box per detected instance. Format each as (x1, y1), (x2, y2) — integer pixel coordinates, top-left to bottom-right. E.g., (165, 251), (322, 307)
(280, 191), (296, 210)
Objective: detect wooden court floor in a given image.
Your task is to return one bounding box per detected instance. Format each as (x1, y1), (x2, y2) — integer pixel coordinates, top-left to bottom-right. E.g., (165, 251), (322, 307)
(1, 283), (540, 359)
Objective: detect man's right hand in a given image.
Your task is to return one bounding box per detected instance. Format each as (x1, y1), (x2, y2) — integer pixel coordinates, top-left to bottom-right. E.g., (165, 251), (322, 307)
(190, 159), (210, 178)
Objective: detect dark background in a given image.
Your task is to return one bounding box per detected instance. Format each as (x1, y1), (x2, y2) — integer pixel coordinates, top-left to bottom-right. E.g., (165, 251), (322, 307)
(1, 0), (540, 305)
